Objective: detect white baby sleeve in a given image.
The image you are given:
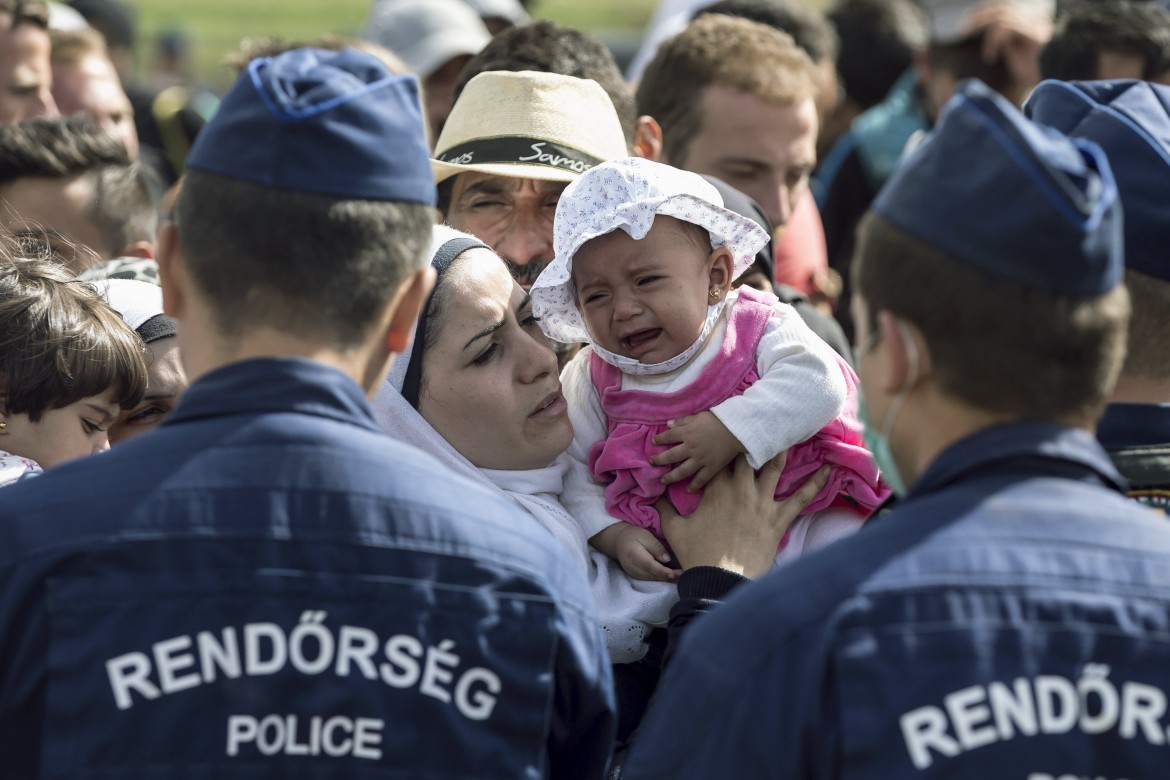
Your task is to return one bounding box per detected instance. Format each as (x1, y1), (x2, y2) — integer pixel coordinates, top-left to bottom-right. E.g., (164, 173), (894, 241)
(711, 302), (848, 469)
(560, 349), (624, 538)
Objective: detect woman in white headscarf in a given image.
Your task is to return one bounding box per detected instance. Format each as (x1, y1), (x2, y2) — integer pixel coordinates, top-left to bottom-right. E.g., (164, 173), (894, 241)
(373, 225), (824, 741)
(99, 279), (188, 443)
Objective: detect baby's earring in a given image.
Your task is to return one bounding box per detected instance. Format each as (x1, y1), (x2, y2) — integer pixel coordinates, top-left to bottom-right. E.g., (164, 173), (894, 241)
(709, 287), (721, 300)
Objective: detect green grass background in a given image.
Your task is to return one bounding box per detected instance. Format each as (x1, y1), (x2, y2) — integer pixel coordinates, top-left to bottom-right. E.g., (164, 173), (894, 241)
(131, 0), (659, 88)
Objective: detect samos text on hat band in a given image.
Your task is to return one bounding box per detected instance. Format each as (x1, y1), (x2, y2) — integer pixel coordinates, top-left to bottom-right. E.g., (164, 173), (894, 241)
(436, 137), (604, 174)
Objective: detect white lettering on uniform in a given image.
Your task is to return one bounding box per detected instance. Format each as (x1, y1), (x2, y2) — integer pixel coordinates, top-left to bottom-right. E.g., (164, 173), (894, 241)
(353, 718), (384, 760)
(154, 635), (201, 694)
(900, 668), (1170, 769)
(256, 714), (283, 754)
(1036, 676), (1078, 734)
(106, 652), (160, 710)
(988, 678), (1038, 740)
(103, 615), (506, 724)
(198, 628), (242, 683)
(381, 634), (423, 688)
(455, 667), (502, 721)
(1078, 665), (1120, 735)
(1120, 682), (1166, 744)
(945, 685), (997, 750)
(900, 705), (960, 769)
(335, 625), (379, 680)
(226, 715), (256, 756)
(420, 640), (458, 703)
(226, 714), (383, 760)
(322, 716), (352, 756)
(289, 611), (334, 675)
(244, 623), (287, 675)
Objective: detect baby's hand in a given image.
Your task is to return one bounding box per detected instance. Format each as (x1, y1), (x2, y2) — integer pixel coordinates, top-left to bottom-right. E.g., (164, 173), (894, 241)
(590, 523), (678, 582)
(650, 411), (744, 491)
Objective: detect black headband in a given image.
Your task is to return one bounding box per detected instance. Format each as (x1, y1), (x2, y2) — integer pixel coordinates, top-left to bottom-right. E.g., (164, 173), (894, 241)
(136, 314), (177, 345)
(436, 137), (603, 175)
(400, 236), (490, 409)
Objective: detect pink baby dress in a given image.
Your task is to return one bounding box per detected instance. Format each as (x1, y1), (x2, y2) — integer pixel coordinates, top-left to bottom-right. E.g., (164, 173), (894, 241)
(587, 286), (890, 544)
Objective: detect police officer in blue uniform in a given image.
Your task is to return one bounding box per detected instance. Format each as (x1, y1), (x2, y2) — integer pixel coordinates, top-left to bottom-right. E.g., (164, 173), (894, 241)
(1026, 79), (1170, 513)
(622, 79), (1170, 778)
(0, 48), (614, 777)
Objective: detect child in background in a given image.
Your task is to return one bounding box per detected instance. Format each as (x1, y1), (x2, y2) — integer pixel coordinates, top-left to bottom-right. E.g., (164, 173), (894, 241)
(532, 158), (889, 579)
(0, 256), (148, 486)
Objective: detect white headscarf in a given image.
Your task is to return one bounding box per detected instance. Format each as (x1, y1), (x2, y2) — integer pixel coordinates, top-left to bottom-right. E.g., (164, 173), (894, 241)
(372, 225), (675, 662)
(97, 279), (164, 332)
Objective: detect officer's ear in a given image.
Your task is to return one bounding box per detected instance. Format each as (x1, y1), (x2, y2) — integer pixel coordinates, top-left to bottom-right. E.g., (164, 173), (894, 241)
(385, 265), (436, 355)
(155, 221), (185, 321)
(877, 311), (929, 394)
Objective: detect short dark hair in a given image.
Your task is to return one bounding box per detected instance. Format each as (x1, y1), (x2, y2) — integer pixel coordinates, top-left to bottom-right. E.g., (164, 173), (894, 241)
(852, 212), (1129, 422)
(0, 116), (156, 257)
(176, 170), (434, 347)
(1122, 269), (1170, 380)
(696, 0), (839, 65)
(1040, 0), (1170, 81)
(928, 32), (1017, 102)
(67, 0), (134, 52)
(828, 0), (926, 109)
(0, 0), (48, 29)
(0, 252), (147, 421)
(637, 14), (820, 165)
(453, 20), (636, 147)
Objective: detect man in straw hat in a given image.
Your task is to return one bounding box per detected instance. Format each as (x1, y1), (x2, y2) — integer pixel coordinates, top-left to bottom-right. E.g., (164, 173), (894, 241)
(437, 67), (849, 363)
(0, 47), (614, 776)
(435, 69), (629, 291)
(623, 79), (1170, 778)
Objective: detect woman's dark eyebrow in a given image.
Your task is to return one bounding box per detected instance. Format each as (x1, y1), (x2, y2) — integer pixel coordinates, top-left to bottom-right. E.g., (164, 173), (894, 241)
(462, 294), (533, 351)
(464, 320), (504, 351)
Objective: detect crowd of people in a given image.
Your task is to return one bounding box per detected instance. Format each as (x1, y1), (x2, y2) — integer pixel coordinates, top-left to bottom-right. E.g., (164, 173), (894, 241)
(2, 0), (1170, 776)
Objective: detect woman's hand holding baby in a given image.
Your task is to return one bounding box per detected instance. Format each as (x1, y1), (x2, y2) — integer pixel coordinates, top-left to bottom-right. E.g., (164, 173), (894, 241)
(658, 453), (832, 578)
(650, 411), (744, 491)
(591, 522), (680, 582)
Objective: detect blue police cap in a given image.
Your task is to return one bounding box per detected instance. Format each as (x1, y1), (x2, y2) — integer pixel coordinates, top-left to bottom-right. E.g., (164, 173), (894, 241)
(1025, 79), (1170, 284)
(186, 47), (435, 205)
(873, 79), (1122, 296)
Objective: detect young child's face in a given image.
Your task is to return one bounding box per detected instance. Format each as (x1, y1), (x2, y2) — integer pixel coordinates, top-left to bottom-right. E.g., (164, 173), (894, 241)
(2, 390), (120, 469)
(573, 216), (729, 365)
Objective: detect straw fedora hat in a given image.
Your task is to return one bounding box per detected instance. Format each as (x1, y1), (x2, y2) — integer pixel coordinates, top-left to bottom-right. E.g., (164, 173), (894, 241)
(431, 70), (628, 184)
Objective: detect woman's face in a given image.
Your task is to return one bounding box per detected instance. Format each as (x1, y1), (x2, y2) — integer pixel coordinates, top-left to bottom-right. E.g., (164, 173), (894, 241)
(418, 251), (572, 470)
(108, 336), (187, 445)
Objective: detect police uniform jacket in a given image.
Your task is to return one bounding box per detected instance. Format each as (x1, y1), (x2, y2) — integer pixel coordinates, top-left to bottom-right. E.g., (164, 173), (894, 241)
(623, 421), (1170, 779)
(0, 358), (615, 778)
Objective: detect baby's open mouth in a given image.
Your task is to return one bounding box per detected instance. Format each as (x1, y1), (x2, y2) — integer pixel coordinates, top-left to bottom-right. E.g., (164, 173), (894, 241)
(622, 328), (662, 354)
